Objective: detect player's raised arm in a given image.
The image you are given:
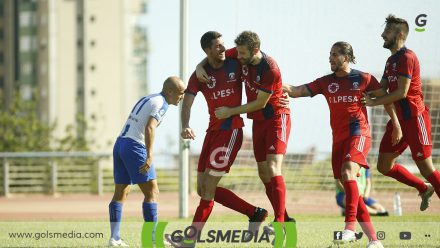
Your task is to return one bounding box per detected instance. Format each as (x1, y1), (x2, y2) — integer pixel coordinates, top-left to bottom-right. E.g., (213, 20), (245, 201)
(283, 84), (312, 98)
(181, 93), (196, 140)
(139, 117), (159, 174)
(215, 90), (271, 119)
(195, 57), (209, 83)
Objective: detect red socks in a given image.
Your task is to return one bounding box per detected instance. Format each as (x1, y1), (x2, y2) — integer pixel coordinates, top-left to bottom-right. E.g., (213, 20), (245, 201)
(427, 170), (440, 198)
(191, 199), (214, 235)
(271, 176), (286, 222)
(214, 187), (255, 218)
(264, 181), (290, 220)
(386, 164), (427, 193)
(343, 180), (359, 231)
(356, 195), (377, 241)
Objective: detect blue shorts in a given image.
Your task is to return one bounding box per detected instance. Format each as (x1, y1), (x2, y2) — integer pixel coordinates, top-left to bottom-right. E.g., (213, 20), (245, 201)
(363, 197), (377, 206)
(336, 192), (377, 208)
(113, 137), (157, 184)
(336, 192), (345, 208)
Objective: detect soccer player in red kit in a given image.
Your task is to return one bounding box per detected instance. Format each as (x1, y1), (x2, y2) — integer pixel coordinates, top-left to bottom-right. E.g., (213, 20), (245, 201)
(207, 31), (292, 226)
(284, 42), (386, 248)
(165, 31), (267, 247)
(362, 15), (438, 210)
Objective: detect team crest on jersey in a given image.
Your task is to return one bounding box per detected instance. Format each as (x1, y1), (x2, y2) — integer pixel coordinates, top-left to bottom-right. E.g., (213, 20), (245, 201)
(159, 109), (166, 116)
(351, 81), (360, 90)
(207, 76), (216, 89)
(256, 75), (261, 83)
(392, 63), (397, 70)
(242, 66), (249, 76)
(229, 72), (235, 80)
(328, 82), (340, 93)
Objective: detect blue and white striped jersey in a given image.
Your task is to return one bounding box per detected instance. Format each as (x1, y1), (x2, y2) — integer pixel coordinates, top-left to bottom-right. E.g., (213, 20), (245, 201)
(119, 93), (169, 145)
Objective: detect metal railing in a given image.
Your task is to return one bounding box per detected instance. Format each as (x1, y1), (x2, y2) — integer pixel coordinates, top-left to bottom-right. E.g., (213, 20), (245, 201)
(0, 152), (112, 197)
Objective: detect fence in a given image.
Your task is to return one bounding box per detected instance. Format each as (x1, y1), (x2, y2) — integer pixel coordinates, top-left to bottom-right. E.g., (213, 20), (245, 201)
(1, 148), (437, 197)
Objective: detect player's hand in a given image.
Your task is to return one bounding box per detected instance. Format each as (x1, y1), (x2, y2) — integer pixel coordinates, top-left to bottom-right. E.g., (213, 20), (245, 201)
(277, 92), (290, 108)
(181, 127), (196, 140)
(391, 124), (403, 146)
(196, 66), (209, 83)
(215, 107), (232, 119)
(139, 157), (152, 174)
(361, 92), (374, 106)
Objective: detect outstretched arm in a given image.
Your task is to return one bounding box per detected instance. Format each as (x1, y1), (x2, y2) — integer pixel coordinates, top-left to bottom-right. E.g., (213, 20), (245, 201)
(181, 93), (196, 140)
(139, 117), (159, 174)
(283, 84), (312, 98)
(215, 90), (271, 119)
(363, 76), (410, 106)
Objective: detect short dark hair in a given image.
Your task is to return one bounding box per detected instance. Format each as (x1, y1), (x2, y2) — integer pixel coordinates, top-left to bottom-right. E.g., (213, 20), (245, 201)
(234, 31), (260, 52)
(333, 41), (356, 64)
(385, 14), (409, 39)
(200, 31), (222, 50)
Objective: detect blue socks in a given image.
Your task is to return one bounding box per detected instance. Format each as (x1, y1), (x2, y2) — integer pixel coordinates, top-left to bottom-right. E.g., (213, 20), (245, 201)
(143, 202), (158, 242)
(109, 201), (123, 240)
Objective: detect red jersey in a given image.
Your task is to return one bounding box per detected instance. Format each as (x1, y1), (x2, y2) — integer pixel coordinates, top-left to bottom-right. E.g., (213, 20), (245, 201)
(382, 47), (425, 120)
(306, 69), (381, 142)
(226, 48), (290, 120)
(186, 58), (244, 131)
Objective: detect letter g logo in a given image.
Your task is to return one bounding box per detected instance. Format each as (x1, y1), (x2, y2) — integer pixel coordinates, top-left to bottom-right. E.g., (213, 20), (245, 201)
(415, 14), (427, 32)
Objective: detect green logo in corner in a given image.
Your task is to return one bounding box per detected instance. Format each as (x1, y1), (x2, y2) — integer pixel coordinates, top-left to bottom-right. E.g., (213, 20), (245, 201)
(415, 14), (427, 32)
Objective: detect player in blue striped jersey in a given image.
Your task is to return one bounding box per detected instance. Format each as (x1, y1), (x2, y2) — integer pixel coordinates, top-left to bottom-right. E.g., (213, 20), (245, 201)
(108, 76), (185, 247)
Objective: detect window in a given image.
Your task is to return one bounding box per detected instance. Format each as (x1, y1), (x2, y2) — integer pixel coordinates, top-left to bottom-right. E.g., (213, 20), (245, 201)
(20, 36), (31, 52)
(22, 62), (32, 74)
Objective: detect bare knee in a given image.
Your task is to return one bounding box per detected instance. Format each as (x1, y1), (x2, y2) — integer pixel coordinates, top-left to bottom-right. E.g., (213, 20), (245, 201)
(377, 153), (396, 175)
(112, 185), (131, 202)
(341, 162), (359, 181)
(258, 171), (271, 183)
(416, 157), (435, 178)
(144, 186), (159, 202)
(377, 161), (392, 175)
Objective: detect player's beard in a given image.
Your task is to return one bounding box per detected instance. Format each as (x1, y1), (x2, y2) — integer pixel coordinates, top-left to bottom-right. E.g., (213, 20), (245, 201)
(383, 36), (397, 49)
(330, 62), (341, 72)
(240, 56), (253, 65)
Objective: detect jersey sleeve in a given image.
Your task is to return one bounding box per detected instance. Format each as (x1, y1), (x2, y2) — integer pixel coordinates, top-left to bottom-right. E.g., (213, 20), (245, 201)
(225, 48), (238, 59)
(185, 72), (200, 96)
(258, 68), (280, 94)
(305, 78), (322, 97)
(365, 74), (382, 92)
(150, 98), (168, 122)
(397, 53), (414, 79)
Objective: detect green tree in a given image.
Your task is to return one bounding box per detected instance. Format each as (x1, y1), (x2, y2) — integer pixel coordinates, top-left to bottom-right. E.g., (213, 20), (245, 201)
(0, 93), (91, 152)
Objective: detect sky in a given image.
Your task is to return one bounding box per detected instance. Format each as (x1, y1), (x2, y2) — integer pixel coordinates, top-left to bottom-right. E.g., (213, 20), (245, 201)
(142, 0), (440, 154)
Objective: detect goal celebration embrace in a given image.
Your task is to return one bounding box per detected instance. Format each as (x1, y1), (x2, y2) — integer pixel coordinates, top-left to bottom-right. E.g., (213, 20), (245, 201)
(107, 14), (440, 248)
(2, 2), (440, 248)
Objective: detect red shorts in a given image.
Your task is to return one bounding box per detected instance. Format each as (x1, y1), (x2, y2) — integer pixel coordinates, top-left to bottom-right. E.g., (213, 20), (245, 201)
(198, 128), (243, 175)
(252, 114), (291, 162)
(379, 107), (432, 161)
(332, 136), (371, 179)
